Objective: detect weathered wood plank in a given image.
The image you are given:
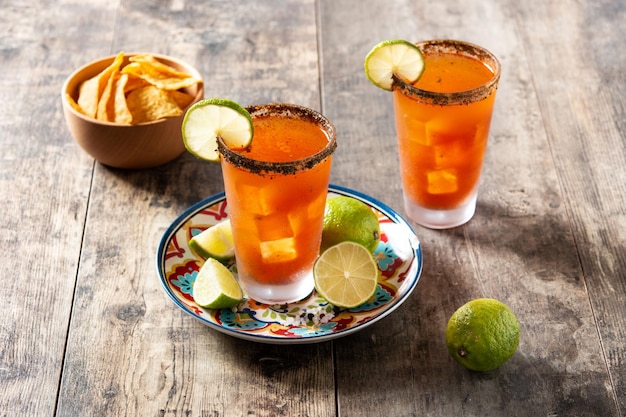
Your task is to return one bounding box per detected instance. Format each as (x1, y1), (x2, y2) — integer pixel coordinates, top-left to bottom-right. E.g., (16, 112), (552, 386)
(0, 2), (115, 416)
(319, 0), (620, 415)
(55, 1), (336, 416)
(514, 0), (626, 412)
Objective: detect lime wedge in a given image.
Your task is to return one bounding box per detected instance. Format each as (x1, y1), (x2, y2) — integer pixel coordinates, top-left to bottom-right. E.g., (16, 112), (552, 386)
(313, 241), (379, 308)
(182, 98), (253, 162)
(364, 39), (425, 91)
(189, 220), (235, 263)
(193, 258), (243, 309)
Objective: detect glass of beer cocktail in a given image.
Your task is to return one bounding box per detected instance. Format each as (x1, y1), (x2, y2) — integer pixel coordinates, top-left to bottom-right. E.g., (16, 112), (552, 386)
(392, 40), (500, 229)
(217, 103), (336, 304)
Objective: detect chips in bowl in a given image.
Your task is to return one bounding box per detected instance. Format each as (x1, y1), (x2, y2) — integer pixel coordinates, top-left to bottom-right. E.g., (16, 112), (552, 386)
(68, 52), (201, 125)
(62, 53), (204, 169)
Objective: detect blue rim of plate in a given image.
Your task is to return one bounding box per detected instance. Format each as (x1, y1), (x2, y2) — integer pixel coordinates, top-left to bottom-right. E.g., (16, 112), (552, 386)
(156, 184), (422, 344)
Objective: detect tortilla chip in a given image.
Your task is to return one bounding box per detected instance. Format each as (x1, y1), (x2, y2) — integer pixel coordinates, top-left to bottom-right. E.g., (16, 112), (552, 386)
(96, 71), (117, 122)
(168, 90), (195, 110)
(123, 73), (150, 94)
(66, 94), (85, 115)
(126, 85), (183, 124)
(122, 55), (199, 90)
(120, 62), (145, 78)
(113, 73), (133, 124)
(77, 77), (100, 118)
(78, 51), (125, 118)
(129, 54), (193, 78)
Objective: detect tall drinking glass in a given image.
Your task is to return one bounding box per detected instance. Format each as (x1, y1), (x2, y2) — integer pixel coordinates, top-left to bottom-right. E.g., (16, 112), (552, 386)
(218, 103), (337, 304)
(391, 40), (500, 229)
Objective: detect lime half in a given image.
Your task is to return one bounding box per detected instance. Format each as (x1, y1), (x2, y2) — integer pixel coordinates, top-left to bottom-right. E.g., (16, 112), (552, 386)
(193, 258), (243, 309)
(182, 98), (253, 162)
(314, 241), (379, 308)
(189, 219), (235, 263)
(364, 39), (425, 90)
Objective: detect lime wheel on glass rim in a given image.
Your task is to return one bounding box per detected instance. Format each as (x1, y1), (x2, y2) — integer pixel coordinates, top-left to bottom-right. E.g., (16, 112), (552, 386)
(182, 98), (253, 162)
(364, 39), (425, 90)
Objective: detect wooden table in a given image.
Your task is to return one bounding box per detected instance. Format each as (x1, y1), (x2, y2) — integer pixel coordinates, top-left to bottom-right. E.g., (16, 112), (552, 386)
(2, 0), (625, 415)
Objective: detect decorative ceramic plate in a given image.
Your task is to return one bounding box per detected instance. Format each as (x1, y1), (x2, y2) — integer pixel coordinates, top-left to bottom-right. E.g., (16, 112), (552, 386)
(157, 184), (422, 344)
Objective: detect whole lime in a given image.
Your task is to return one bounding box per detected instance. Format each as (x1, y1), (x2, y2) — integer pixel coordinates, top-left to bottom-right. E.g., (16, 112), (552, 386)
(321, 196), (380, 253)
(446, 298), (520, 372)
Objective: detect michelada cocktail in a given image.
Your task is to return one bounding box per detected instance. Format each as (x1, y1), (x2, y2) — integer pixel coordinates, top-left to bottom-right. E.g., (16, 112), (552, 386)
(391, 40), (500, 228)
(218, 103), (336, 304)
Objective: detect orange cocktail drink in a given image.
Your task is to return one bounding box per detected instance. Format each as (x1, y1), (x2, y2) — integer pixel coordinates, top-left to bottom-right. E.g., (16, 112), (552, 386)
(218, 103), (336, 304)
(392, 40), (500, 228)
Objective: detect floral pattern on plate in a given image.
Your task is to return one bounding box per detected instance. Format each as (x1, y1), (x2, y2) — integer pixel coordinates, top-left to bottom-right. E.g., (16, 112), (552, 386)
(157, 184), (422, 344)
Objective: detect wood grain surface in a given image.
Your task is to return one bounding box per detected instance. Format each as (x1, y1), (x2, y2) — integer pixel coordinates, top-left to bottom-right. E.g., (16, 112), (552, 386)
(1, 0), (624, 416)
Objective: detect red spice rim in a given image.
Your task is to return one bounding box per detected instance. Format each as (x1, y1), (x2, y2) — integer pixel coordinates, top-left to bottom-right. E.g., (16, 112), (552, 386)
(392, 39), (501, 106)
(217, 103), (337, 175)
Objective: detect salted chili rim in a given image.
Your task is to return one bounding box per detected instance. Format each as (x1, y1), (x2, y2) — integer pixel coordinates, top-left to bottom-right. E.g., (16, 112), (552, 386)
(392, 39), (501, 106)
(217, 103), (337, 176)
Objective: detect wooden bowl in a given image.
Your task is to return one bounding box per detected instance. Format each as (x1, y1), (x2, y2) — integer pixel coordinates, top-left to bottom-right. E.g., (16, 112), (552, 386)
(62, 53), (204, 169)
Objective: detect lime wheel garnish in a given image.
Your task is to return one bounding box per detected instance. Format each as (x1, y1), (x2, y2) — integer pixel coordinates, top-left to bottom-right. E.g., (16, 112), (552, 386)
(182, 98), (253, 162)
(364, 39), (425, 90)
